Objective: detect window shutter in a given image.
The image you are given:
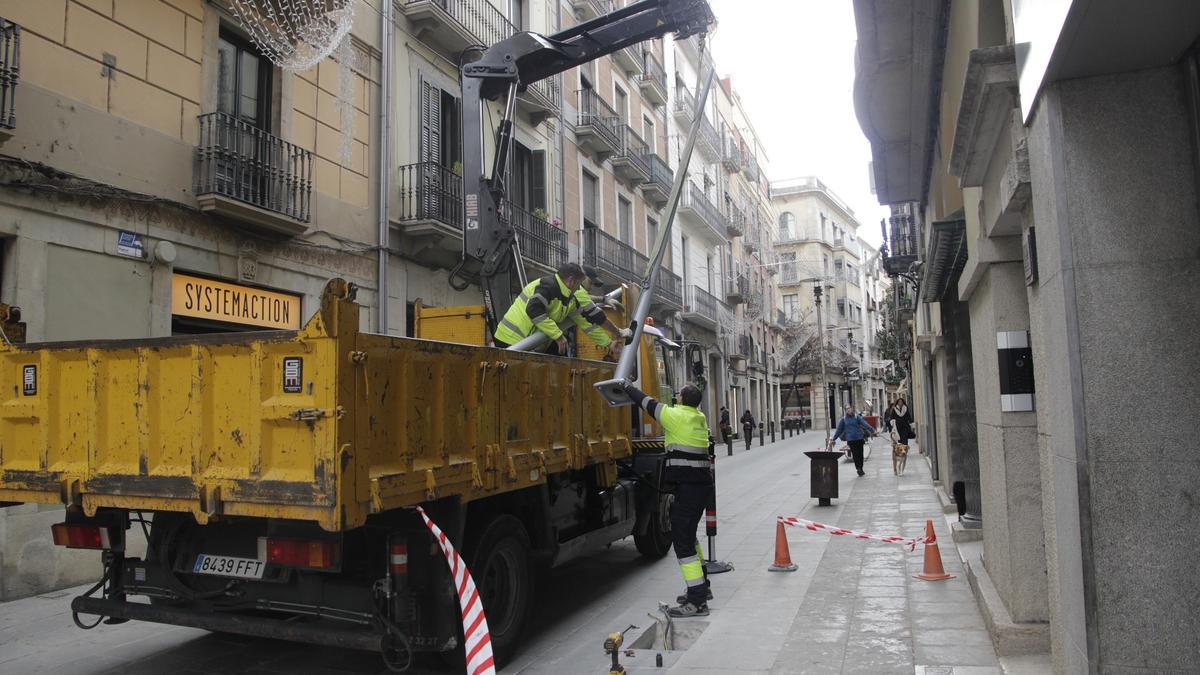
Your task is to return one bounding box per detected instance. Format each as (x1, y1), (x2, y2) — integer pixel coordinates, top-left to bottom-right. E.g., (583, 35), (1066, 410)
(532, 150), (546, 211)
(419, 76), (441, 166)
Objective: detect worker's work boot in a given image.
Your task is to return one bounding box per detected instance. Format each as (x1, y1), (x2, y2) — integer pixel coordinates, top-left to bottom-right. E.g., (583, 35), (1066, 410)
(676, 588), (713, 605)
(665, 601), (709, 618)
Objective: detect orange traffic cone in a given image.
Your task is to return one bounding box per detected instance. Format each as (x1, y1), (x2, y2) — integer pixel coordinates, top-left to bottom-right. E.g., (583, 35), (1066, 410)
(768, 520), (797, 572)
(914, 519), (955, 581)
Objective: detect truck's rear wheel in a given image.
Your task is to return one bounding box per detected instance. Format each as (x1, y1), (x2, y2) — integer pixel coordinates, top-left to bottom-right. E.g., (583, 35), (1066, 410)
(634, 493), (674, 558)
(465, 515), (531, 667)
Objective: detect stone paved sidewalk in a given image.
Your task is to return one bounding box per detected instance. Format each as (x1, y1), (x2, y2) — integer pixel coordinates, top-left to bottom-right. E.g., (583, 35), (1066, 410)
(770, 439), (1003, 674)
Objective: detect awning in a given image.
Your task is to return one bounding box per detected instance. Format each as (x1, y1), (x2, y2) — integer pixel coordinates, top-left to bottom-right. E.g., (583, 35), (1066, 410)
(921, 210), (966, 302)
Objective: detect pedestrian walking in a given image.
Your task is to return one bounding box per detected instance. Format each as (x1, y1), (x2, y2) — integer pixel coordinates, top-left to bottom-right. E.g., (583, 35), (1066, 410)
(740, 409), (755, 450)
(719, 406), (732, 446)
(890, 397), (915, 447)
(621, 380), (713, 618)
(832, 404), (877, 477)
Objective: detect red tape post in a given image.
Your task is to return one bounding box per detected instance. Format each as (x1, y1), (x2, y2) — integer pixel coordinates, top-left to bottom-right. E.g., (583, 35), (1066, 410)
(778, 516), (932, 552)
(417, 507), (496, 675)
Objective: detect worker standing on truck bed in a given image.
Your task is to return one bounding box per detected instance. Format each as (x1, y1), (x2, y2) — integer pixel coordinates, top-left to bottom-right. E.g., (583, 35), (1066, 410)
(494, 262), (629, 355)
(622, 380), (714, 618)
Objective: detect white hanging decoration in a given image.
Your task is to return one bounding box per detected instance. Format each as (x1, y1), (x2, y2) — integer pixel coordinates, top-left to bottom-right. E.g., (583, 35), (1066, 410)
(227, 0), (359, 164)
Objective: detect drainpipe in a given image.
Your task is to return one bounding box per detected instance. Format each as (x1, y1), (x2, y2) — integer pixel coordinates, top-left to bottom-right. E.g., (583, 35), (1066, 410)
(377, 0), (394, 333)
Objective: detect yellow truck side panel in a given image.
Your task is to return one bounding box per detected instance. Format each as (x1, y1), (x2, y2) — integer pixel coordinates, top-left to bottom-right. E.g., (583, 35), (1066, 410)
(0, 280), (652, 532)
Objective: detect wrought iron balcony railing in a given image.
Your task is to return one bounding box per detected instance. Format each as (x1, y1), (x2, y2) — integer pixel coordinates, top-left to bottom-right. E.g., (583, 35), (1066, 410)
(611, 125), (650, 184)
(638, 51), (668, 104)
(569, 0), (613, 21)
(726, 203), (746, 237)
(679, 183), (728, 241)
(726, 273), (748, 304)
(721, 132), (745, 172)
(685, 284), (720, 324)
(584, 226), (646, 285)
(194, 112), (312, 225)
(673, 84), (695, 121)
(400, 0), (511, 52)
(502, 200), (568, 271)
(0, 19), (19, 131)
(656, 267), (683, 308)
(397, 161), (463, 228)
(576, 88), (620, 155)
(697, 114), (719, 158)
(640, 153), (672, 205)
(397, 162), (566, 270)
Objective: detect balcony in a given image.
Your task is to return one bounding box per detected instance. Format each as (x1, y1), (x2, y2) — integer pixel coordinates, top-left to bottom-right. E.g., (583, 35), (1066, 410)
(721, 132), (745, 173)
(575, 89), (620, 158)
(502, 200), (568, 273)
(638, 51), (668, 105)
(673, 84), (695, 125)
(725, 203), (746, 237)
(743, 223), (761, 254)
(569, 0), (613, 21)
(679, 183), (728, 242)
(743, 152), (760, 182)
(584, 226), (646, 286)
(399, 0), (513, 58)
(612, 45), (643, 76)
(726, 273), (748, 305)
(611, 125), (650, 185)
(731, 334), (750, 360)
(396, 162), (566, 272)
(696, 114), (720, 159)
(517, 74), (560, 123)
(682, 284), (720, 329)
(640, 153), (672, 206)
(194, 112), (312, 235)
(655, 268), (683, 310)
(0, 20), (19, 136)
(677, 34), (702, 65)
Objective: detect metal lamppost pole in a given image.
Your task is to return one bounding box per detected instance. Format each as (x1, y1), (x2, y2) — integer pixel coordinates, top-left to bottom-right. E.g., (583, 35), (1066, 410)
(813, 283), (829, 442)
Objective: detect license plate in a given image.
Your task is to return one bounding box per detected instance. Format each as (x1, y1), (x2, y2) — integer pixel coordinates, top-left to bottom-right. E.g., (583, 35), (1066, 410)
(193, 554), (265, 579)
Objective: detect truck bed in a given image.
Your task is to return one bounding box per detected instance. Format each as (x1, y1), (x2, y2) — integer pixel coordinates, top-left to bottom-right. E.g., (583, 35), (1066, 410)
(0, 279), (637, 531)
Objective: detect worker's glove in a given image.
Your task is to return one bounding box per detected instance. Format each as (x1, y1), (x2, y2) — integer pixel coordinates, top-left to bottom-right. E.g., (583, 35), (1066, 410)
(604, 299), (626, 313)
(618, 327), (633, 339)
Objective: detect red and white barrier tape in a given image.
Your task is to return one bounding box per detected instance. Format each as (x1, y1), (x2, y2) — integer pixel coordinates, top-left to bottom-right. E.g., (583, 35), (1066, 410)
(417, 506), (496, 675)
(778, 516), (932, 552)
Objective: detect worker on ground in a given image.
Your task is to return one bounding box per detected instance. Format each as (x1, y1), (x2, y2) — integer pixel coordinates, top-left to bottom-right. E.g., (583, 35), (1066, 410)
(621, 380), (713, 618)
(494, 262), (629, 355)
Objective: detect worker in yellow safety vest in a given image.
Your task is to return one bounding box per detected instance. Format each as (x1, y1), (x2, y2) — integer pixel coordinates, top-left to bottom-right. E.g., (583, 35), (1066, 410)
(494, 262), (629, 355)
(622, 380), (714, 618)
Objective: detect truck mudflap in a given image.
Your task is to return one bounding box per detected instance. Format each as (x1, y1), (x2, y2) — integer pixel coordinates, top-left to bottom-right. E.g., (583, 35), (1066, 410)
(71, 595), (388, 652)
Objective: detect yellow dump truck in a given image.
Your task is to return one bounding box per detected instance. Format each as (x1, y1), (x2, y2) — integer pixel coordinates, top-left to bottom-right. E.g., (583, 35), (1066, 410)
(0, 279), (685, 666)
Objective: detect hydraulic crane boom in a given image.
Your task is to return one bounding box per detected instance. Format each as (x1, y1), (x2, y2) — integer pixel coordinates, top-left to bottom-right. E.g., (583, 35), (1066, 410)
(449, 0), (715, 333)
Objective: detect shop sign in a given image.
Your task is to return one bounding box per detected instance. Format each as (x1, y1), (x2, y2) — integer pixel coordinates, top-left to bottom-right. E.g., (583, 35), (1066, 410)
(116, 231), (144, 258)
(172, 273), (301, 330)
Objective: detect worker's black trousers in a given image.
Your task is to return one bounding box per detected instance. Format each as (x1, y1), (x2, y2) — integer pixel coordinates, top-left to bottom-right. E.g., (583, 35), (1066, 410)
(670, 481), (711, 604)
(848, 439), (866, 473)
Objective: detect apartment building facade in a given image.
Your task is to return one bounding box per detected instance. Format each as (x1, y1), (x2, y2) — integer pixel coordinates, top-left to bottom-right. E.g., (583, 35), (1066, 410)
(855, 0), (1200, 671)
(0, 0), (783, 597)
(771, 176), (872, 430)
(0, 0), (384, 599)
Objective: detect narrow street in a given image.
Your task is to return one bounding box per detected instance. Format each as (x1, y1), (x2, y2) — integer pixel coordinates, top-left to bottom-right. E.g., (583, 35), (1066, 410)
(0, 433), (1038, 674)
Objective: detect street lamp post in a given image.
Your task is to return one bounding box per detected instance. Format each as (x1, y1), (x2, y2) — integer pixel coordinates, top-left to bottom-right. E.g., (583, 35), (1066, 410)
(813, 284), (830, 442)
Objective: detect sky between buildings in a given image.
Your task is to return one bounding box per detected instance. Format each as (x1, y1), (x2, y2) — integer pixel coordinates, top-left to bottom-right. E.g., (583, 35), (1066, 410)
(708, 0), (889, 248)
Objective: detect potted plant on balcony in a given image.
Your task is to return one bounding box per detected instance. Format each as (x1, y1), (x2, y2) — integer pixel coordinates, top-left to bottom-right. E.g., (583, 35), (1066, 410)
(533, 207), (548, 221)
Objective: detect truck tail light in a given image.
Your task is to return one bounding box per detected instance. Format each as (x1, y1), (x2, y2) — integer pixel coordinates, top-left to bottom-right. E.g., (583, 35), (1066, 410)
(51, 523), (112, 549)
(260, 537), (338, 570)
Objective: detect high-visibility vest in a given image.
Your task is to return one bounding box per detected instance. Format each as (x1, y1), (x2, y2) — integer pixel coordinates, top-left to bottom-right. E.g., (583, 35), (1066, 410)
(660, 404), (712, 481)
(494, 274), (572, 345)
(494, 275), (611, 348)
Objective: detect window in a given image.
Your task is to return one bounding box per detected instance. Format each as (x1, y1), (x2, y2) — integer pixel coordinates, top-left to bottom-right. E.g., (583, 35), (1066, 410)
(782, 293), (799, 320)
(581, 60), (596, 92)
(510, 0), (526, 30)
(779, 251), (796, 283)
(837, 298), (846, 318)
(643, 115), (655, 155)
(647, 215), (659, 251)
(681, 235), (690, 288)
(618, 195), (633, 242)
(217, 31), (272, 129)
(614, 85), (628, 125)
(778, 212), (796, 241)
(419, 76), (461, 169)
(582, 170), (599, 228)
(510, 142), (545, 212)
